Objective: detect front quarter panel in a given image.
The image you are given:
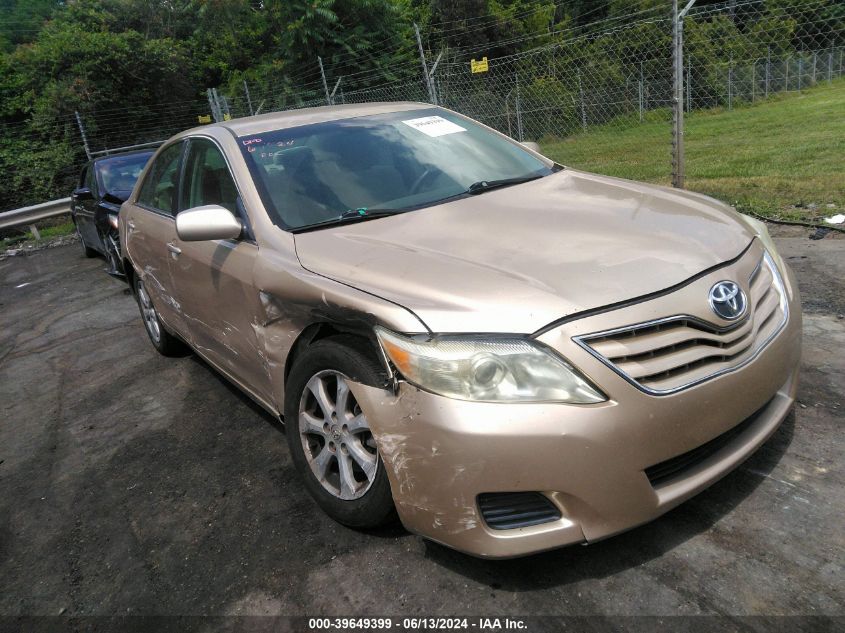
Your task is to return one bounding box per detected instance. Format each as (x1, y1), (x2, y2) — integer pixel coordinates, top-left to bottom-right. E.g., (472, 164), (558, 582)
(250, 231), (429, 411)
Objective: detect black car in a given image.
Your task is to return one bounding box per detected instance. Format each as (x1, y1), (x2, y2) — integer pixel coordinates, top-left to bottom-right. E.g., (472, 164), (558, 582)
(71, 150), (153, 275)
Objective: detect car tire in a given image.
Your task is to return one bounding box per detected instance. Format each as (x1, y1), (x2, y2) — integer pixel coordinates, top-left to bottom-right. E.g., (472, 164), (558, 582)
(133, 275), (186, 357)
(284, 336), (395, 529)
(75, 220), (98, 258)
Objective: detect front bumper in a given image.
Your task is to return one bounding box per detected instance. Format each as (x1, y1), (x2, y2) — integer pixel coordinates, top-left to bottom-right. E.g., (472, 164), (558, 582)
(350, 244), (802, 558)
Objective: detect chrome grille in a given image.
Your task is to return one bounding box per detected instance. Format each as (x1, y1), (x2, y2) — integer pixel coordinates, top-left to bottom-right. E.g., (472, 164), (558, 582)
(575, 253), (788, 395)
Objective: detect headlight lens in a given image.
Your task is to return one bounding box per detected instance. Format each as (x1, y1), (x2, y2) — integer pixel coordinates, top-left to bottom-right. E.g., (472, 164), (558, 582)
(375, 327), (606, 404)
(741, 214), (785, 272)
(107, 213), (119, 230)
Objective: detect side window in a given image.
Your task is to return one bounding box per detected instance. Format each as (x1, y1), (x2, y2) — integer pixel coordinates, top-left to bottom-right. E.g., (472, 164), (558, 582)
(180, 139), (239, 214)
(84, 163), (98, 197)
(137, 142), (183, 215)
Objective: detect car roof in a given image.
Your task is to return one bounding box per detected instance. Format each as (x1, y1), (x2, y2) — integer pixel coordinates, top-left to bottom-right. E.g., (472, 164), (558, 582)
(93, 148), (155, 164)
(177, 101), (435, 140)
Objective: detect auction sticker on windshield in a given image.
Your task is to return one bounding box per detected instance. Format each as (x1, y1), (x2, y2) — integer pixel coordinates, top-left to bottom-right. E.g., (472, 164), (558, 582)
(402, 116), (467, 137)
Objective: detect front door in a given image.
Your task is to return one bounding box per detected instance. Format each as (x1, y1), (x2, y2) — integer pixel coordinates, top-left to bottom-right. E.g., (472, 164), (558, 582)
(74, 164), (101, 248)
(170, 137), (272, 404)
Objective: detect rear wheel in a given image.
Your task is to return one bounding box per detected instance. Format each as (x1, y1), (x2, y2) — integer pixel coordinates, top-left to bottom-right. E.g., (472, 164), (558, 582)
(284, 338), (394, 528)
(134, 276), (185, 356)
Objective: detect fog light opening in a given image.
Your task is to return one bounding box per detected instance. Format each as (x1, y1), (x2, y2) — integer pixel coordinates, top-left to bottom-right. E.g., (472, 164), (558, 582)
(477, 492), (562, 530)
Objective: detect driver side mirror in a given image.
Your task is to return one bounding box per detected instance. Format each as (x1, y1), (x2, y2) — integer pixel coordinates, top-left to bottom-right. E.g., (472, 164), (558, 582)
(73, 187), (94, 201)
(175, 205), (242, 242)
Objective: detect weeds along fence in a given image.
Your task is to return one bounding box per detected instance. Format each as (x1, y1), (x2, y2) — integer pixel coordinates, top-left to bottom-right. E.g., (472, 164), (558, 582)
(2, 0), (843, 214)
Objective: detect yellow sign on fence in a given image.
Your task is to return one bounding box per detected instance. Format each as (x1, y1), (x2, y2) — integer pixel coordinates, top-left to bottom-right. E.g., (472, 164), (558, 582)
(197, 114), (212, 124)
(470, 57), (489, 73)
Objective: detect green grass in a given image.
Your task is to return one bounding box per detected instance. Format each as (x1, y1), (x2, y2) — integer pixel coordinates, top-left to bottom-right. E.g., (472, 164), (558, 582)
(541, 79), (845, 221)
(0, 220), (75, 250)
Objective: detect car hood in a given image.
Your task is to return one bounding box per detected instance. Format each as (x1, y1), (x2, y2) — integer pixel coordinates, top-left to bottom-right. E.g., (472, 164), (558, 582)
(293, 169), (755, 333)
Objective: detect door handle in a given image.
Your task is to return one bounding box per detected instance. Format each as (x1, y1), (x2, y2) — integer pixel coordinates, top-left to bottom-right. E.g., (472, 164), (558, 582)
(167, 243), (181, 256)
(127, 220), (136, 231)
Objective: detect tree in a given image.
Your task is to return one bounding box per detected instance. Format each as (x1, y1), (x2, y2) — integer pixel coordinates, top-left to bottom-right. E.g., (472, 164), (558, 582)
(0, 0), (59, 52)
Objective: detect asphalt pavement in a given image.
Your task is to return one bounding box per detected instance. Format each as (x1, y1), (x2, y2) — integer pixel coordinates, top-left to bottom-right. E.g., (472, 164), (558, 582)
(0, 231), (842, 627)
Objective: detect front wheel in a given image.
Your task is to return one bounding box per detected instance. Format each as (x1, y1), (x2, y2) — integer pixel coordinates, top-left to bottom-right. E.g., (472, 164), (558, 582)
(284, 337), (395, 528)
(75, 219), (98, 258)
(100, 230), (123, 276)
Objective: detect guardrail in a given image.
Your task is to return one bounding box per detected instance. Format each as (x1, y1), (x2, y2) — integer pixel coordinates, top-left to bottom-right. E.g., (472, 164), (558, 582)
(0, 198), (72, 234)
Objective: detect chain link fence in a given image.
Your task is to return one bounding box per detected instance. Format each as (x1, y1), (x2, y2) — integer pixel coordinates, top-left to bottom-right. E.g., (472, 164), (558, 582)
(434, 14), (675, 143)
(686, 0), (844, 108)
(2, 0), (843, 215)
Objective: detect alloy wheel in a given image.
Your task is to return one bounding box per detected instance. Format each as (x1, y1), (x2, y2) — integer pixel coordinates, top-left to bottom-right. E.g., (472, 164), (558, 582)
(298, 370), (378, 501)
(136, 279), (162, 344)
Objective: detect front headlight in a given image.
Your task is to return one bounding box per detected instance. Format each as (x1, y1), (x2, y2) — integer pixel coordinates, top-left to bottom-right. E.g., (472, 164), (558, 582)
(375, 327), (606, 404)
(107, 213), (119, 230)
(741, 214), (785, 272)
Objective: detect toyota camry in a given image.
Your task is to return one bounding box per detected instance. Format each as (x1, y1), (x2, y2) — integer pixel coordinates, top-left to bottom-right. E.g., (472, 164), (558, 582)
(119, 103), (801, 558)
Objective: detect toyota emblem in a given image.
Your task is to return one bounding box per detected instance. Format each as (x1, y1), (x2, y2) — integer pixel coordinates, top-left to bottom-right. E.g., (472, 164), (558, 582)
(708, 280), (747, 320)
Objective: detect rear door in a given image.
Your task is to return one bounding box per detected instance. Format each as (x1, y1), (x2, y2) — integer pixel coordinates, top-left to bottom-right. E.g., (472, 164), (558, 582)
(169, 137), (271, 403)
(122, 141), (189, 339)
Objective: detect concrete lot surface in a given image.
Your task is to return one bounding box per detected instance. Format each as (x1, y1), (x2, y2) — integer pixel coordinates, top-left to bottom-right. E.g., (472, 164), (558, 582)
(0, 232), (843, 622)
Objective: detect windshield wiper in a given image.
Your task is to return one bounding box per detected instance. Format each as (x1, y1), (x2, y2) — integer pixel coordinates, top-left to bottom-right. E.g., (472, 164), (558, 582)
(467, 175), (544, 195)
(337, 207), (404, 220)
(291, 207), (405, 233)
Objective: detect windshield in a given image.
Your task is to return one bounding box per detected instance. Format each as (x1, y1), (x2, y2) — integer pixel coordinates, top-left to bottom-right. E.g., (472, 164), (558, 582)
(238, 108), (552, 230)
(96, 152), (153, 193)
